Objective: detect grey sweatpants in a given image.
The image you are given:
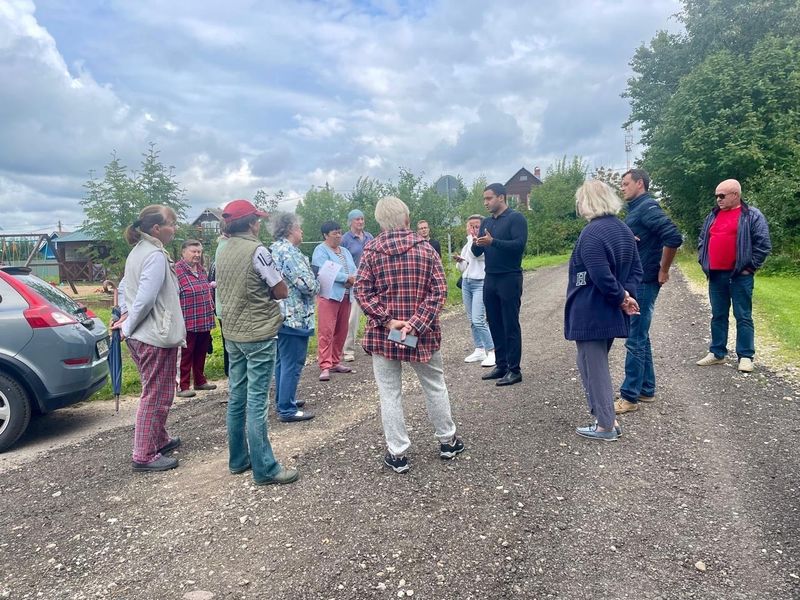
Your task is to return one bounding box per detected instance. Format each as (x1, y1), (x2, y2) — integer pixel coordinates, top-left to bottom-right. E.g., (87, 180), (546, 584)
(575, 339), (616, 429)
(372, 351), (457, 456)
(343, 300), (362, 357)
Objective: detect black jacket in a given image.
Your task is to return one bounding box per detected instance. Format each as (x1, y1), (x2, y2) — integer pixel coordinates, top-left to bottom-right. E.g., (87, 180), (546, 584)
(624, 193), (683, 284)
(698, 201), (771, 276)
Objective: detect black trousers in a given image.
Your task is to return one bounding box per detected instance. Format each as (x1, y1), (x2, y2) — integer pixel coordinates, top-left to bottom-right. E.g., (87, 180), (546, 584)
(483, 272), (523, 373)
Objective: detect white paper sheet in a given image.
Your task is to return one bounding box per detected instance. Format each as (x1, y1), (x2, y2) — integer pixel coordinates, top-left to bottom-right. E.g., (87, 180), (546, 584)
(317, 260), (342, 299)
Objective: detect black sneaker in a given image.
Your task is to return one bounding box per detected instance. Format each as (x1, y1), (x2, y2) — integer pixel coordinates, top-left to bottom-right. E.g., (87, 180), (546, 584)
(384, 451), (410, 473)
(132, 455), (178, 472)
(440, 435), (465, 459)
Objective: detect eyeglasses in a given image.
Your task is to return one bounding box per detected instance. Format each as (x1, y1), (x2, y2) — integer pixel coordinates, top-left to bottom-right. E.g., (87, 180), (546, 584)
(715, 193), (729, 199)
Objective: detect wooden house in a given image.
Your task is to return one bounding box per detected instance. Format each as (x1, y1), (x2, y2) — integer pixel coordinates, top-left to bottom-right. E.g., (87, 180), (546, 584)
(191, 208), (224, 241)
(505, 167), (543, 210)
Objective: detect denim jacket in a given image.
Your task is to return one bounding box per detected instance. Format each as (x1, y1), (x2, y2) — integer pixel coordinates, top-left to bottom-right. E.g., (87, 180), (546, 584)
(698, 201), (771, 276)
(270, 238), (320, 333)
(311, 243), (357, 303)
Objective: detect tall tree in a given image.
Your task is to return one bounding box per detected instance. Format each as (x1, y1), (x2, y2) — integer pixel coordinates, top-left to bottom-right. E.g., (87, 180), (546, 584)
(136, 143), (188, 214)
(527, 157), (587, 255)
(624, 0), (800, 144)
(625, 0), (800, 260)
(81, 145), (189, 275)
(642, 36), (800, 243)
(295, 184), (349, 248)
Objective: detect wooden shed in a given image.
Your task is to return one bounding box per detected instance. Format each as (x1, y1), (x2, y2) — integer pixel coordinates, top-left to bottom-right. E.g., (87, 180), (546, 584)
(54, 230), (110, 282)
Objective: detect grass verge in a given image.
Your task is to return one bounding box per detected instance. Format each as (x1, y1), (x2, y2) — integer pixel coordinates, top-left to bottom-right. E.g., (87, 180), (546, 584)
(675, 250), (800, 366)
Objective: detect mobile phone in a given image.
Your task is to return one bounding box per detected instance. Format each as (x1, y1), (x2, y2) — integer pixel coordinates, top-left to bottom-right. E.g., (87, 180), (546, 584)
(387, 328), (418, 348)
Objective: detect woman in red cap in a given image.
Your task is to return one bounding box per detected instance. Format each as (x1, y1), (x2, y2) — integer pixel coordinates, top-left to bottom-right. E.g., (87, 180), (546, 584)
(214, 199), (298, 485)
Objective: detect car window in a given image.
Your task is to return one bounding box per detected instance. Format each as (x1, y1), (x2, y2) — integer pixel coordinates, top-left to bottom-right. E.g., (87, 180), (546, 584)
(17, 275), (82, 315)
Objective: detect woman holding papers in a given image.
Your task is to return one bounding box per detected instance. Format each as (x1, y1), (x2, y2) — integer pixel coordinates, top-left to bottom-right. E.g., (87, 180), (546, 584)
(312, 221), (357, 381)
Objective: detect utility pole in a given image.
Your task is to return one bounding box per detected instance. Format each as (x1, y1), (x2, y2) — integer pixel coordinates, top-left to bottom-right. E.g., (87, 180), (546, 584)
(624, 125), (634, 170)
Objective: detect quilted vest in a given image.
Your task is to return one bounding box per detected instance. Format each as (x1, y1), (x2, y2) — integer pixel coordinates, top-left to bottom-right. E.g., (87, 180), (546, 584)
(216, 233), (283, 342)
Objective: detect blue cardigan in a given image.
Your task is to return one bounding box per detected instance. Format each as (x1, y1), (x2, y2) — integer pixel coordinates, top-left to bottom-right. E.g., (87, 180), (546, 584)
(311, 243), (357, 303)
(564, 216), (643, 341)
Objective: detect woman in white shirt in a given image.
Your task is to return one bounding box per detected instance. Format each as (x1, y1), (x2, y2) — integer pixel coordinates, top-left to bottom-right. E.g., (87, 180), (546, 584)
(453, 215), (495, 367)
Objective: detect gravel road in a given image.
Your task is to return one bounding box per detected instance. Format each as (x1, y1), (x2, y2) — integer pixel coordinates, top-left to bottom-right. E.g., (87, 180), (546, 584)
(1, 264), (798, 600)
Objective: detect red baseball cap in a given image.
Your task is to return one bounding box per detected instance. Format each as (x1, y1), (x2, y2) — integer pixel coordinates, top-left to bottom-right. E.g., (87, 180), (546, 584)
(222, 199), (267, 223)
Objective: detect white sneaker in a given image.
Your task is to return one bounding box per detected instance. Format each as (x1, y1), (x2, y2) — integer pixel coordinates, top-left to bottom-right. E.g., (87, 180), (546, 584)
(738, 357), (754, 372)
(464, 348), (486, 363)
(696, 352), (725, 366)
(481, 350), (496, 367)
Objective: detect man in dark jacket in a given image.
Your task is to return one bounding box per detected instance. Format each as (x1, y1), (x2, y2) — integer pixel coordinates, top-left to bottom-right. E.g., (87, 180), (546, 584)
(696, 179), (771, 372)
(615, 169), (683, 415)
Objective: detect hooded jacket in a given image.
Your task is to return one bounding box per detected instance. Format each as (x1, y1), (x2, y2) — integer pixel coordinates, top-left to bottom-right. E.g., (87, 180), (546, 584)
(355, 229), (447, 363)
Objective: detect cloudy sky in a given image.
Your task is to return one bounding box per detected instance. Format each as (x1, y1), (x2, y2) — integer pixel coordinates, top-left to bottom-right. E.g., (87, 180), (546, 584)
(0, 0), (682, 231)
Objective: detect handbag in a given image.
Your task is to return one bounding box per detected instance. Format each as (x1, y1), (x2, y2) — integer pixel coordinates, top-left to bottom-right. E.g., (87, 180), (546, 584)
(456, 276), (463, 290)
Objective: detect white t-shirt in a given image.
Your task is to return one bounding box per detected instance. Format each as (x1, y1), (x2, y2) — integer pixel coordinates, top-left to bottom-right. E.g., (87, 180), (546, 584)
(253, 246), (284, 287)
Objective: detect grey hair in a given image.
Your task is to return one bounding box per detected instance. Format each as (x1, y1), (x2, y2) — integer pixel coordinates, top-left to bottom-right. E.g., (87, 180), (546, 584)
(374, 196), (410, 230)
(575, 180), (622, 221)
(270, 211), (302, 240)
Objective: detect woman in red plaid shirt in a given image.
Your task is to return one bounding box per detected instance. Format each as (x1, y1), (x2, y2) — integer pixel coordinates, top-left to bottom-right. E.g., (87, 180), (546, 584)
(355, 196), (465, 474)
(175, 239), (217, 397)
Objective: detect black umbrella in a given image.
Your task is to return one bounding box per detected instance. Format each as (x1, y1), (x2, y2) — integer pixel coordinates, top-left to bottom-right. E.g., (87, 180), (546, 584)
(109, 287), (123, 413)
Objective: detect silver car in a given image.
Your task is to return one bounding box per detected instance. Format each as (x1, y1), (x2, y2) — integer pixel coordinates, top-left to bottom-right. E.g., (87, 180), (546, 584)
(0, 266), (109, 451)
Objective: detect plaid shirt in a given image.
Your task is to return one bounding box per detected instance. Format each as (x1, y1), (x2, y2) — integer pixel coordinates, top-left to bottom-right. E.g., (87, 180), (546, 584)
(176, 259), (216, 332)
(355, 229), (447, 363)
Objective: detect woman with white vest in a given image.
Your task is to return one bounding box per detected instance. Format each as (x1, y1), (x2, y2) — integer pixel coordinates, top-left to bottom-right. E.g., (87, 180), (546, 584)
(114, 205), (186, 472)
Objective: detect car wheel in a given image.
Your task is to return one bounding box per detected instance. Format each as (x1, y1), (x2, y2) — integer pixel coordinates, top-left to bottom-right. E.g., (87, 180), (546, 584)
(0, 373), (32, 452)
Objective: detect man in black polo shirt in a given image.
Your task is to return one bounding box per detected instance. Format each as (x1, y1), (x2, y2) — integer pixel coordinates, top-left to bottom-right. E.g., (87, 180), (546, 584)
(472, 183), (528, 386)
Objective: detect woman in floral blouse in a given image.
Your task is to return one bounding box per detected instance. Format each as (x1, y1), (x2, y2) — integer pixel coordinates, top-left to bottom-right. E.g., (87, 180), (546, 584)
(270, 213), (320, 422)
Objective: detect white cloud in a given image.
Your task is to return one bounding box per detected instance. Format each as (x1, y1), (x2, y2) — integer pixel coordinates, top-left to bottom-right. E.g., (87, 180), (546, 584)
(0, 0), (683, 229)
(289, 115), (346, 140)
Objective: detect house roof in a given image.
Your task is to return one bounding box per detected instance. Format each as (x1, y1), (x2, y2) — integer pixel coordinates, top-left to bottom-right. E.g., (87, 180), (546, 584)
(505, 167), (543, 187)
(53, 229), (101, 243)
(191, 208), (224, 226)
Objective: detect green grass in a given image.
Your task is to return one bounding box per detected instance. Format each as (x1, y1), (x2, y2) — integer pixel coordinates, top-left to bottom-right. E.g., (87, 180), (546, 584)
(92, 307), (226, 401)
(676, 250), (800, 365)
(521, 253), (571, 270)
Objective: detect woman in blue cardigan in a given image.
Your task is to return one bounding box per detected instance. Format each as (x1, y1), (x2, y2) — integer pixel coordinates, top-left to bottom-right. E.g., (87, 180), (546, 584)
(312, 221), (358, 381)
(565, 180), (643, 441)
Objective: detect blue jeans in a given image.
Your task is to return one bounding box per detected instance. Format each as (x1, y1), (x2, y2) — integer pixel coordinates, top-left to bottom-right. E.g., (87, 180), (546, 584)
(225, 338), (281, 482)
(274, 331), (310, 419)
(708, 270), (755, 359)
(620, 282), (660, 403)
(461, 277), (494, 350)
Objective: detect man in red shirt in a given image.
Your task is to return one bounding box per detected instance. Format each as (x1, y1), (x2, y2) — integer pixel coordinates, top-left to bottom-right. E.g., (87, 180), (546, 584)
(356, 196), (464, 473)
(696, 179), (771, 372)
